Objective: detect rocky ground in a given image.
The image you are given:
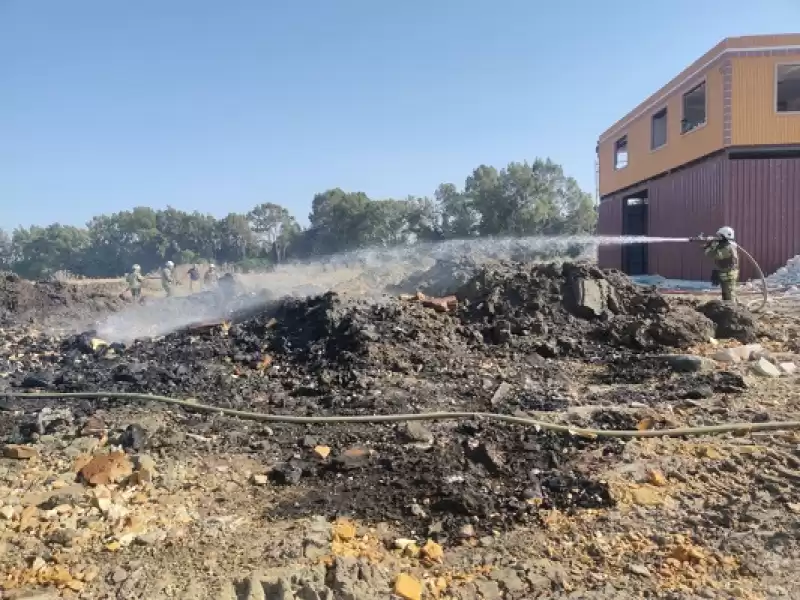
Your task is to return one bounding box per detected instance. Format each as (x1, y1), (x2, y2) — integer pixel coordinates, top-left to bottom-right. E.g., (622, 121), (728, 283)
(1, 261), (800, 599)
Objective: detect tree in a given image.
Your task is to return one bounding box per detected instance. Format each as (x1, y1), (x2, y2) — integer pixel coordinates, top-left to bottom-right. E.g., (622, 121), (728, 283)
(12, 224), (90, 279)
(247, 202), (301, 263)
(463, 159), (596, 237)
(436, 183), (478, 238)
(1, 157), (594, 279)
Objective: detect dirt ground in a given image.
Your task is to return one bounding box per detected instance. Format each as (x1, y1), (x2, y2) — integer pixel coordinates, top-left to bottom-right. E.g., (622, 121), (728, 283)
(2, 261), (800, 600)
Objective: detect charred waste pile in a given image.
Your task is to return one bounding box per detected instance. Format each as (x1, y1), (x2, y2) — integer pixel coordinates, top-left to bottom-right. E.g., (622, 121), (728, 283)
(0, 261), (753, 540)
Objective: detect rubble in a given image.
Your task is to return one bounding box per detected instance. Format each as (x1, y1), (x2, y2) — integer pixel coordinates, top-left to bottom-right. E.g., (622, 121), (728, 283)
(1, 259), (799, 598)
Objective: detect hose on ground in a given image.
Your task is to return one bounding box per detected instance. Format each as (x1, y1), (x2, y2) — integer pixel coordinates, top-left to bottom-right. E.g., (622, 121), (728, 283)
(737, 243), (768, 313)
(6, 391), (800, 439)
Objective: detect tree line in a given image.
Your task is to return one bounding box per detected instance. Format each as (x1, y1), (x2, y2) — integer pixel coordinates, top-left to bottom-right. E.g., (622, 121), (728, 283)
(0, 158), (596, 280)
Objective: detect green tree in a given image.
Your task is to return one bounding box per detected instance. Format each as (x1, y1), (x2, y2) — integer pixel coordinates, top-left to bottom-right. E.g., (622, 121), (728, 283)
(435, 183), (478, 238)
(0, 229), (13, 270)
(247, 202), (301, 263)
(12, 224), (90, 279)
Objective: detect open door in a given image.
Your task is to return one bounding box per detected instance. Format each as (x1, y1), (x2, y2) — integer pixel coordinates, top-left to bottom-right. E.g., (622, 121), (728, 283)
(622, 192), (648, 275)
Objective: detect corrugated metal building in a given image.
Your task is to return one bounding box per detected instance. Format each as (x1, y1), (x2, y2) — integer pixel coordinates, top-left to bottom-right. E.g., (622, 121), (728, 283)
(597, 34), (800, 281)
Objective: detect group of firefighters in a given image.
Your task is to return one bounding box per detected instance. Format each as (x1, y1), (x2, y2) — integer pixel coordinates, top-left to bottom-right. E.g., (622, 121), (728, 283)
(125, 261), (220, 303)
(121, 226), (741, 305)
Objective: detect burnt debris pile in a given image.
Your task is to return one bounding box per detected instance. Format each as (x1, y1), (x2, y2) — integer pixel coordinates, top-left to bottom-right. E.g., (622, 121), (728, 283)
(1, 260), (756, 538)
(455, 262), (715, 354)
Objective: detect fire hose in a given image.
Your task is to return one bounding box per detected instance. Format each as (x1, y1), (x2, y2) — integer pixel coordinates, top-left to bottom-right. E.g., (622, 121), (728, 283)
(6, 391), (800, 439)
(689, 236), (768, 313)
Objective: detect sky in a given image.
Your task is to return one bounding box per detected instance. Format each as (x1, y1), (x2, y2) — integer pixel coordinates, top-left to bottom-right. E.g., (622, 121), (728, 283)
(1, 1), (799, 231)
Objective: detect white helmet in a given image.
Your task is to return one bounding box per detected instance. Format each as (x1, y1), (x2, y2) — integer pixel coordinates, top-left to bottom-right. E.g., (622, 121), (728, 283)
(209, 264), (215, 270)
(716, 226), (735, 241)
(166, 261), (175, 268)
(132, 264), (141, 271)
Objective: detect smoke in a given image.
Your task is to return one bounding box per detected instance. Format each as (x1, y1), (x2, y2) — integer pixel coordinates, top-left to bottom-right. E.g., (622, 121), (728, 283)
(93, 234), (688, 342)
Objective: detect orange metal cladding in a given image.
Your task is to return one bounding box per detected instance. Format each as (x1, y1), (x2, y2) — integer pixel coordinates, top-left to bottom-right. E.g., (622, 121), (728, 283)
(726, 156), (800, 280)
(730, 54), (800, 146)
(597, 65), (724, 197)
(598, 153), (727, 280)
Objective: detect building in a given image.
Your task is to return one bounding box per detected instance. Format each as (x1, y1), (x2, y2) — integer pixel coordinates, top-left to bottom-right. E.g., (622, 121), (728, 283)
(596, 34), (800, 281)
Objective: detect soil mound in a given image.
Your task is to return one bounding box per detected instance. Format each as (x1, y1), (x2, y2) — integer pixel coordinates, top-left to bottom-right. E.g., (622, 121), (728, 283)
(0, 272), (126, 326)
(455, 262), (715, 353)
(696, 300), (758, 343)
(388, 256), (484, 297)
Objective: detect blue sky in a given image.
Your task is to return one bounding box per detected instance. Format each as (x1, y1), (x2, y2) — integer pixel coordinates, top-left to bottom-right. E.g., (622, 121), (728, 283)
(1, 1), (798, 231)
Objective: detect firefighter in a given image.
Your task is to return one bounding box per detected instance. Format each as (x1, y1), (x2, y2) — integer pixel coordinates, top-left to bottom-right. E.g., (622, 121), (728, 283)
(203, 264), (218, 288)
(161, 261), (176, 297)
(702, 226), (739, 303)
(187, 264), (200, 292)
(127, 264), (144, 303)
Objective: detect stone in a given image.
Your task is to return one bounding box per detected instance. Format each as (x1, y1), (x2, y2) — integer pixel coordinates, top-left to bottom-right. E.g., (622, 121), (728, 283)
(459, 523), (476, 538)
(312, 445), (331, 460)
(47, 528), (83, 547)
(780, 362), (797, 374)
(465, 441), (504, 473)
(269, 463), (303, 485)
(120, 424), (147, 451)
(78, 452), (133, 485)
(567, 277), (615, 319)
(250, 474), (268, 486)
(136, 530), (166, 545)
(110, 567), (129, 584)
(648, 469), (667, 486)
(490, 382), (513, 406)
(333, 447), (371, 470)
(752, 357), (781, 378)
(2, 444), (38, 459)
(421, 539), (444, 562)
(399, 422), (433, 444)
(491, 568), (526, 593)
(475, 578), (503, 599)
(660, 354), (714, 373)
(394, 573), (422, 600)
(627, 563), (651, 577)
(65, 436), (101, 458)
(631, 486), (661, 506)
(0, 505), (14, 520)
(333, 519), (356, 541)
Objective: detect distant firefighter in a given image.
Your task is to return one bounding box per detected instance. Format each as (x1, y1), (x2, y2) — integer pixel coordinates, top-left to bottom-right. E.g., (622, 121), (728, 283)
(203, 264), (219, 288)
(161, 261), (175, 297)
(126, 264), (144, 303)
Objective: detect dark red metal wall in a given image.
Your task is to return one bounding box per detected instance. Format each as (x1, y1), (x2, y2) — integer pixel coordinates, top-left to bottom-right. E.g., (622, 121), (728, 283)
(647, 153), (727, 281)
(726, 157), (800, 281)
(598, 153), (726, 280)
(597, 197), (622, 271)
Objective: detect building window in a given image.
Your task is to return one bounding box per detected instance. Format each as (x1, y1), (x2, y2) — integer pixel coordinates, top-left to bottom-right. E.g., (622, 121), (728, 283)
(614, 136), (628, 169)
(682, 82), (706, 133)
(777, 64), (800, 112)
(651, 108), (667, 150)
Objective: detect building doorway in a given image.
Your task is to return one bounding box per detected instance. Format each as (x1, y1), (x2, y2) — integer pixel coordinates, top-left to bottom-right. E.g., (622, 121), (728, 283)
(622, 191), (649, 275)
